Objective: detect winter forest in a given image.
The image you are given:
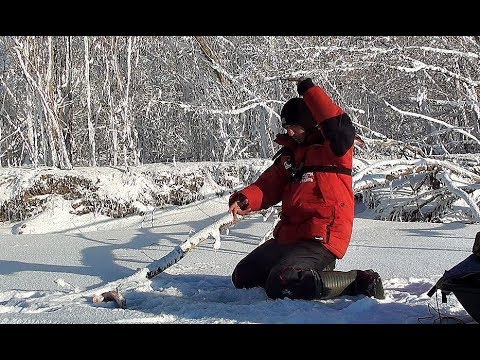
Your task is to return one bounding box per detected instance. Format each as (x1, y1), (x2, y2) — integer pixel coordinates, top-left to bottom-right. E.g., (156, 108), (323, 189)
(1, 36), (480, 226)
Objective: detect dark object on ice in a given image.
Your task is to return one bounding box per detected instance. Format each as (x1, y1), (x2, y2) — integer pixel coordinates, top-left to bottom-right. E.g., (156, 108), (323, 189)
(427, 231), (480, 323)
(92, 289), (127, 309)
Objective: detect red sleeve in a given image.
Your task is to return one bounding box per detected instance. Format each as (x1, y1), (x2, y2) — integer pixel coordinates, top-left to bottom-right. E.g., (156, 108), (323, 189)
(302, 85), (344, 124)
(240, 161), (288, 211)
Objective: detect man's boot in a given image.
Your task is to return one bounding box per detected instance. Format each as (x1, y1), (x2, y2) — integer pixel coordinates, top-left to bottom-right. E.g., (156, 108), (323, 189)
(354, 269), (385, 300)
(312, 270), (357, 299)
(312, 269), (385, 300)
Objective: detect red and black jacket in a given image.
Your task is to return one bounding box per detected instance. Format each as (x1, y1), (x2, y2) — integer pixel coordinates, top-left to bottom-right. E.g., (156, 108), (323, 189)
(234, 80), (355, 259)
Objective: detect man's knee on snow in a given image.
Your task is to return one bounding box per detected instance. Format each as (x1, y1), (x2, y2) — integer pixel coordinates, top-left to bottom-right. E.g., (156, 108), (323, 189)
(231, 266), (246, 288)
(265, 267), (316, 300)
(232, 264), (257, 289)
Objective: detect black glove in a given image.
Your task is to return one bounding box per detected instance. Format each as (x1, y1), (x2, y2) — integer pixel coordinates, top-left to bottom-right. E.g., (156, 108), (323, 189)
(229, 191), (249, 210)
(297, 77), (315, 96)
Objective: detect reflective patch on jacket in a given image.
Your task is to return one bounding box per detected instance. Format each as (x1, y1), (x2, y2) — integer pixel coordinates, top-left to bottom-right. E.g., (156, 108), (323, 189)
(301, 172), (314, 183)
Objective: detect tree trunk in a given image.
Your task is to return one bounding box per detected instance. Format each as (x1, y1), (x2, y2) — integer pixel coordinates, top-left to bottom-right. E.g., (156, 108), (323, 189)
(84, 36), (96, 166)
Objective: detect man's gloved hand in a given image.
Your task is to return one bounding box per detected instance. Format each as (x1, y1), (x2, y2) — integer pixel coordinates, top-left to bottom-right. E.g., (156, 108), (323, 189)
(297, 77), (315, 96)
(228, 191), (252, 222)
(229, 191), (249, 209)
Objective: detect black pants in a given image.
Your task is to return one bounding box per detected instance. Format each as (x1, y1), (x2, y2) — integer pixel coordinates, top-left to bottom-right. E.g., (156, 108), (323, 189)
(231, 239), (336, 300)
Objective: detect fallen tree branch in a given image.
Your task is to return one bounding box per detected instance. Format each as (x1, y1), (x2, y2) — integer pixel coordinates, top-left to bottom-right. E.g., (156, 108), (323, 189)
(41, 210), (256, 310)
(438, 171), (480, 222)
(354, 157), (480, 193)
(146, 211), (252, 279)
(85, 210), (256, 308)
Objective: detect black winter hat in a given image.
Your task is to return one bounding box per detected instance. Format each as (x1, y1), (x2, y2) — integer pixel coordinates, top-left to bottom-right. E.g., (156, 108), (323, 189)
(280, 97), (316, 130)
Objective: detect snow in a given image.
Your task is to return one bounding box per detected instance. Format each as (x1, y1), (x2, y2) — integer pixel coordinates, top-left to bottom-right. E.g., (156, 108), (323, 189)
(0, 163), (479, 331)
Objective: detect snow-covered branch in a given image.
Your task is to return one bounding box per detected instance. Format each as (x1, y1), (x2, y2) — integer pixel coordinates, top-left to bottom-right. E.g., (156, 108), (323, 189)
(438, 171), (480, 222)
(404, 45), (479, 60)
(146, 211), (251, 279)
(384, 101), (480, 147)
(354, 157), (480, 188)
(394, 56), (479, 87)
(155, 99), (281, 116)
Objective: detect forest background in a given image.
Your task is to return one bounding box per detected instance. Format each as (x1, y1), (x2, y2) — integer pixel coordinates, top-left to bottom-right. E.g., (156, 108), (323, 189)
(1, 36), (480, 225)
